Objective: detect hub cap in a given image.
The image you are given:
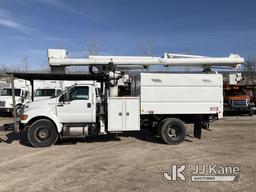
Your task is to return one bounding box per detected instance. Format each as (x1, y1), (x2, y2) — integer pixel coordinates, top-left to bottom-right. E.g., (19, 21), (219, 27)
(36, 128), (50, 141)
(167, 127), (177, 138)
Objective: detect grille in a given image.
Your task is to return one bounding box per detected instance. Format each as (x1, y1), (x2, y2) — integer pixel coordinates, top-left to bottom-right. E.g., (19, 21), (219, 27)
(232, 100), (247, 106)
(0, 101), (6, 107)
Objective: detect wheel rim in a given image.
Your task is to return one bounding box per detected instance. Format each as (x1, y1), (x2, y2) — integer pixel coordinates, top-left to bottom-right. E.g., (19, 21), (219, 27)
(167, 127), (176, 138)
(36, 127), (51, 141)
(167, 125), (182, 139)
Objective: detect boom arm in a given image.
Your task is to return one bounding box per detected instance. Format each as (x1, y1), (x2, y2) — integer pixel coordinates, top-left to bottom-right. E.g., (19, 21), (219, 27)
(48, 49), (244, 70)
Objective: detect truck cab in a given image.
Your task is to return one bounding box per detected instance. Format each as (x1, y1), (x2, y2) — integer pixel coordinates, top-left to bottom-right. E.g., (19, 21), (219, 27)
(56, 84), (96, 123)
(21, 83), (98, 147)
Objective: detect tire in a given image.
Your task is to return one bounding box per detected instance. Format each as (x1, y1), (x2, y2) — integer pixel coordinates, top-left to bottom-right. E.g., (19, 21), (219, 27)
(158, 118), (187, 144)
(19, 129), (30, 146)
(27, 119), (58, 147)
(157, 118), (168, 138)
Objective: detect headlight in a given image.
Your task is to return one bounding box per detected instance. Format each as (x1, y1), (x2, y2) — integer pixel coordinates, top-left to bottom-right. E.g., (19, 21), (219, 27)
(20, 114), (28, 121)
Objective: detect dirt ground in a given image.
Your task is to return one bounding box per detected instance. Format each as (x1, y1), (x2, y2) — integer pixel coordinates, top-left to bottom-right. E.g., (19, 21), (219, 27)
(0, 116), (255, 192)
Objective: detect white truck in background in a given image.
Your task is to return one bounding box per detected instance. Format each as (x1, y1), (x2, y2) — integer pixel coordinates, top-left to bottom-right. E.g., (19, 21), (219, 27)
(34, 80), (63, 101)
(0, 79), (9, 91)
(0, 79), (31, 115)
(19, 49), (244, 147)
(33, 80), (97, 101)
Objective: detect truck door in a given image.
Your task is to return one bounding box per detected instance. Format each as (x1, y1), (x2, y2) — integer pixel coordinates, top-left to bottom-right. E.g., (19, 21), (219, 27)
(57, 86), (96, 123)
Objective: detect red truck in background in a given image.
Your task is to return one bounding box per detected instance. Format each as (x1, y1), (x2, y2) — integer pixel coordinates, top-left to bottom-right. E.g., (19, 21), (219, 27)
(224, 84), (255, 116)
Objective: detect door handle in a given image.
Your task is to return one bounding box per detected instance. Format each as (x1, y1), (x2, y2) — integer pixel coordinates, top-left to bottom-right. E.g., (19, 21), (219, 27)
(126, 112), (130, 116)
(87, 103), (91, 108)
(58, 103), (64, 107)
(118, 112), (122, 116)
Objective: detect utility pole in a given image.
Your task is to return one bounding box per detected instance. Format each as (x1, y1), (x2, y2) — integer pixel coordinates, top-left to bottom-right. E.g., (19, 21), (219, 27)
(11, 75), (18, 133)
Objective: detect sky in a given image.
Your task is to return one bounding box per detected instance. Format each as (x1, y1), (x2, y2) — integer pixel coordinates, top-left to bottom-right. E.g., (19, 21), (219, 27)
(0, 0), (256, 69)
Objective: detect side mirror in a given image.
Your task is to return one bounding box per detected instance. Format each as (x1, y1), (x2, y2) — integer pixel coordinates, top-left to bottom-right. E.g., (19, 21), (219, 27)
(21, 96), (25, 103)
(66, 88), (71, 101)
(59, 89), (70, 103)
(59, 95), (65, 103)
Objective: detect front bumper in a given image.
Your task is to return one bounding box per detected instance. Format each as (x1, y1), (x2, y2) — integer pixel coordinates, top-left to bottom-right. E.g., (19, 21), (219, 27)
(224, 106), (251, 112)
(0, 107), (12, 113)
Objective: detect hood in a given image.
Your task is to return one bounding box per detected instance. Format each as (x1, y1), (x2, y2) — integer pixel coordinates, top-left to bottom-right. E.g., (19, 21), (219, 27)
(34, 96), (51, 102)
(0, 96), (21, 100)
(25, 97), (57, 112)
(0, 96), (21, 103)
(0, 96), (13, 101)
(228, 95), (250, 101)
(0, 96), (22, 108)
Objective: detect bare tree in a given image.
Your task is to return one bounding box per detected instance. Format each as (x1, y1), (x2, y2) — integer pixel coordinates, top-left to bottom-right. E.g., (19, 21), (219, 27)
(243, 56), (256, 83)
(22, 56), (29, 72)
(136, 39), (155, 56)
(244, 56), (256, 72)
(71, 37), (102, 73)
(182, 48), (198, 72)
(0, 64), (23, 74)
(40, 62), (51, 72)
(0, 64), (10, 75)
(183, 48), (193, 55)
(86, 37), (102, 56)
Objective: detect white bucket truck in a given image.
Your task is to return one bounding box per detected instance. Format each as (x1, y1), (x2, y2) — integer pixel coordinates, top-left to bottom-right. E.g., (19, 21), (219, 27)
(20, 49), (244, 147)
(0, 79), (31, 115)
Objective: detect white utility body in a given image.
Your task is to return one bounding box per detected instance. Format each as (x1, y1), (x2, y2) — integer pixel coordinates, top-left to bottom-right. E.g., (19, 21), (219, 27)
(20, 49), (244, 147)
(107, 73), (223, 132)
(140, 73), (223, 118)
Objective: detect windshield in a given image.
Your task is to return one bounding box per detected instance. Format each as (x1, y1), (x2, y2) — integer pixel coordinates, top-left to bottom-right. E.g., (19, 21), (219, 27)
(35, 89), (55, 97)
(1, 88), (21, 96)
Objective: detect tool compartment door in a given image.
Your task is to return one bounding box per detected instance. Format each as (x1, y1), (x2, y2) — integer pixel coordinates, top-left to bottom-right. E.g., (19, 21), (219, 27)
(108, 98), (124, 131)
(125, 98), (140, 131)
(108, 97), (140, 132)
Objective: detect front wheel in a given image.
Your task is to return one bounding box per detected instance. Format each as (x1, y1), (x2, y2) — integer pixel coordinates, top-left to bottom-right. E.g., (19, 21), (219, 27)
(158, 118), (187, 144)
(27, 119), (58, 147)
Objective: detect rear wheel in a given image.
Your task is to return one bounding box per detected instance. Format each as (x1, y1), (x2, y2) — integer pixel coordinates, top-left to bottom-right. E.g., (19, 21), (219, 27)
(158, 118), (187, 144)
(27, 119), (58, 147)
